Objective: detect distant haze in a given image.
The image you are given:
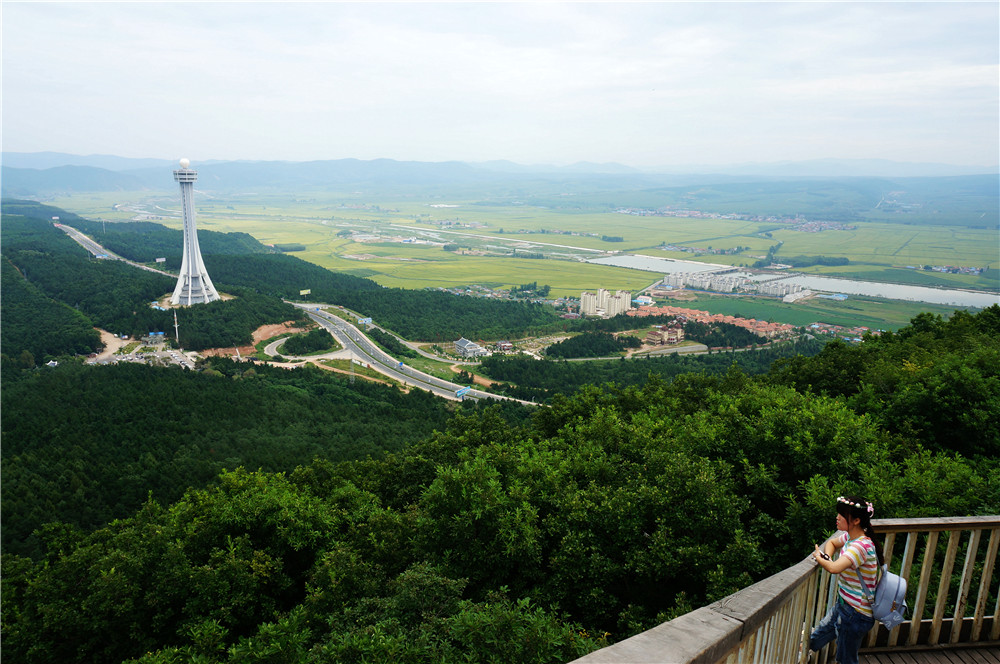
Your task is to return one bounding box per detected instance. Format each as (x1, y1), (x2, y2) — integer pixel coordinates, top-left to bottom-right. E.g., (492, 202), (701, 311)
(2, 152), (996, 181)
(2, 3), (997, 170)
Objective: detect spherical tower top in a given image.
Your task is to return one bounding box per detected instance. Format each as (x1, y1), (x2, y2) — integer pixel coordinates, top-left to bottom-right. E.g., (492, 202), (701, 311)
(179, 158), (191, 169)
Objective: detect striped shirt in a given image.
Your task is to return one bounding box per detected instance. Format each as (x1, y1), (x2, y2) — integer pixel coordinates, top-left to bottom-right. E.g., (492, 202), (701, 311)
(837, 532), (879, 616)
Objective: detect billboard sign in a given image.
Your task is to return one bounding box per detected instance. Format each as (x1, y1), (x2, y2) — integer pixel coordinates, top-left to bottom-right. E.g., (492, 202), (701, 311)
(456, 386), (471, 397)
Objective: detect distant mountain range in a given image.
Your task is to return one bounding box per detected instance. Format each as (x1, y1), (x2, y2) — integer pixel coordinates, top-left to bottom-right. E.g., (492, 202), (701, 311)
(1, 152), (181, 171)
(653, 158), (999, 178)
(2, 151), (996, 197)
(2, 165), (149, 194)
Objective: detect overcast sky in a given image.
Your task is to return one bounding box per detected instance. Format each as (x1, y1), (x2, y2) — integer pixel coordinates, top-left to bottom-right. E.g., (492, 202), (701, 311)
(3, 2), (997, 168)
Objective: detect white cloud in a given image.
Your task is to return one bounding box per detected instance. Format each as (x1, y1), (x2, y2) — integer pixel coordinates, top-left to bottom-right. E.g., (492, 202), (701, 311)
(2, 1), (997, 167)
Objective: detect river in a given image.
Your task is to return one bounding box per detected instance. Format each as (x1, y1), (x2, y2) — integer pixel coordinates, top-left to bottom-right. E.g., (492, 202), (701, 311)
(587, 254), (999, 309)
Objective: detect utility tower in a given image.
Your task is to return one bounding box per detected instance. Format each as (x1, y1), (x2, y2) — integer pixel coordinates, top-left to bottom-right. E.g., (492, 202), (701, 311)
(170, 158), (220, 305)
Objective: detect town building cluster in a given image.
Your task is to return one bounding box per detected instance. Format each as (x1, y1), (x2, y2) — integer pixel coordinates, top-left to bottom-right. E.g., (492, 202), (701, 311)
(615, 208), (856, 233)
(793, 220), (857, 233)
(452, 338), (519, 358)
(614, 207), (802, 224)
(807, 322), (879, 342)
(580, 288), (632, 317)
(628, 305), (797, 339)
(660, 271), (807, 298)
(910, 265), (985, 276)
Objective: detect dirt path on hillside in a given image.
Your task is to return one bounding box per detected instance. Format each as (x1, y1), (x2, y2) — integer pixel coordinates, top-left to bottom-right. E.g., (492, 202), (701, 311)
(94, 329), (129, 361)
(200, 321), (308, 358)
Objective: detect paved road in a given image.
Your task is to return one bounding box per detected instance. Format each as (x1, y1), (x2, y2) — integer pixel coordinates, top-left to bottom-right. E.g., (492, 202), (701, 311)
(263, 337), (289, 357)
(293, 303), (534, 405)
(387, 223), (608, 255)
(56, 224), (174, 277)
(54, 224), (532, 405)
(369, 323), (474, 364)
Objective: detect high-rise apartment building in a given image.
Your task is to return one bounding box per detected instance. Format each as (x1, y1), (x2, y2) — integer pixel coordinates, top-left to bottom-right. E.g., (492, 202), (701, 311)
(580, 288), (632, 317)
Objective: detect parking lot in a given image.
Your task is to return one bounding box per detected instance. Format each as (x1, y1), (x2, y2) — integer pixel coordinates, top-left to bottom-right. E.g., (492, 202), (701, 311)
(89, 345), (196, 369)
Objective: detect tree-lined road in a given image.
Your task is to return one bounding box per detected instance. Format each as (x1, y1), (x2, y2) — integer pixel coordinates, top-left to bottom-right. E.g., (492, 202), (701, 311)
(53, 223), (532, 405)
(56, 223), (174, 277)
(293, 303), (533, 405)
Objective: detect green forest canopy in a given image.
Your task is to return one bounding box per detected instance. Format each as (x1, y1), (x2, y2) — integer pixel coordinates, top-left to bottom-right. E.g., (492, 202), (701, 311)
(2, 306), (998, 664)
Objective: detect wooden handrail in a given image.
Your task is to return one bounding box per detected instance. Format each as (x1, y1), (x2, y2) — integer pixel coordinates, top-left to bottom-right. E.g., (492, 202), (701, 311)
(871, 515), (1000, 533)
(570, 516), (1000, 664)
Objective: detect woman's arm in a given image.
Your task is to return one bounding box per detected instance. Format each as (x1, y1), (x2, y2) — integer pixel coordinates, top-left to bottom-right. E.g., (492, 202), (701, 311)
(821, 531), (845, 558)
(814, 543), (855, 574)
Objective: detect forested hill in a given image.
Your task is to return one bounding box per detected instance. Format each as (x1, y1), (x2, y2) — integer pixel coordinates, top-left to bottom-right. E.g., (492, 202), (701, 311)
(478, 337), (822, 402)
(2, 200), (562, 344)
(1, 202), (307, 353)
(1, 256), (101, 364)
(78, 216), (563, 341)
(0, 358), (519, 559)
(2, 307), (997, 664)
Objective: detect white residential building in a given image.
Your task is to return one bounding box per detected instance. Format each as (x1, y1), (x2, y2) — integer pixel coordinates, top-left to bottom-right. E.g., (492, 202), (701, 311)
(455, 337), (488, 358)
(607, 290), (632, 317)
(579, 288), (632, 317)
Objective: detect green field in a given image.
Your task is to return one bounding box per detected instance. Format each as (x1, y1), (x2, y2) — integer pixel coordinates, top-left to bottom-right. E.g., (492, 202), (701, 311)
(51, 191), (998, 270)
(671, 294), (964, 331)
(49, 191), (997, 330)
(317, 358), (407, 386)
(403, 354), (468, 381)
(793, 264), (998, 291)
(769, 224), (998, 268)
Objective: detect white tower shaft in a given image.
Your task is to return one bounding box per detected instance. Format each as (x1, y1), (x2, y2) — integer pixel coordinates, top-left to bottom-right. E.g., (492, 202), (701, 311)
(170, 161), (220, 305)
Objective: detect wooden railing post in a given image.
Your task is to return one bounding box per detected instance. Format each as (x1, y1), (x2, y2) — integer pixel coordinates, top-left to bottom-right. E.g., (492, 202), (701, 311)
(906, 530), (938, 646)
(951, 529), (983, 644)
(930, 529), (962, 645)
(971, 528), (998, 641)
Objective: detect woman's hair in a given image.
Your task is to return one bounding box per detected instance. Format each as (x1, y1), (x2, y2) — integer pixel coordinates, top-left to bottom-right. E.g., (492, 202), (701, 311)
(837, 495), (885, 567)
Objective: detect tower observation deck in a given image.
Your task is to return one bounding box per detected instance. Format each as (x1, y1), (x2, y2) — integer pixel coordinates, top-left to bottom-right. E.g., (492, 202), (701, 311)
(170, 158), (220, 305)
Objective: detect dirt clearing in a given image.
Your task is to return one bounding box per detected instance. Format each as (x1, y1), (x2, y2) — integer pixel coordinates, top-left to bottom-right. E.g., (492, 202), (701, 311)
(200, 321), (309, 358)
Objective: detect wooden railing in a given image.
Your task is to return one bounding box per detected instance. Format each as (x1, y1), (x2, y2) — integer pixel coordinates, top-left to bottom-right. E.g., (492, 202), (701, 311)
(570, 516), (1000, 664)
(866, 516), (1000, 651)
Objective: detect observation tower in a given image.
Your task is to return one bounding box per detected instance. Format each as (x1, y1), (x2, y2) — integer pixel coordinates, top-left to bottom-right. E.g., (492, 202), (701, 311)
(170, 158), (220, 305)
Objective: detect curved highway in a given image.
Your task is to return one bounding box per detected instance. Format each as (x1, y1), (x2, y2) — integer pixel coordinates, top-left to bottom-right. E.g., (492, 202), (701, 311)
(53, 224), (533, 405)
(293, 303), (534, 406)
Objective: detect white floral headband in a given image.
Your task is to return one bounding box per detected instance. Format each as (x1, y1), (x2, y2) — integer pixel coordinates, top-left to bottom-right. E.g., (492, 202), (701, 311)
(837, 496), (874, 516)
